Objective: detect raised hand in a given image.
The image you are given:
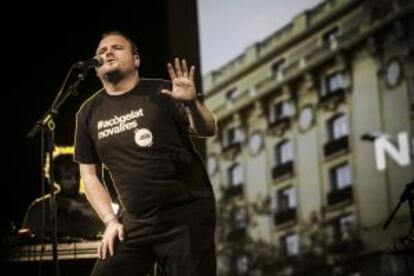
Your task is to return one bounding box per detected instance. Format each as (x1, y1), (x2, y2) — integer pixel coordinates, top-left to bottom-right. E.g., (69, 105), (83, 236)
(161, 58), (196, 103)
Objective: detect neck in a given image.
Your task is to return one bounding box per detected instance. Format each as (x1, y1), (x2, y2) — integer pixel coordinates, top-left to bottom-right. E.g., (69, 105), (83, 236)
(103, 71), (140, 95)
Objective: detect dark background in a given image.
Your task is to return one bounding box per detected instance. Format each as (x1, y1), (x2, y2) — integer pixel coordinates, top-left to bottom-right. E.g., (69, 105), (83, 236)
(2, 0), (202, 233)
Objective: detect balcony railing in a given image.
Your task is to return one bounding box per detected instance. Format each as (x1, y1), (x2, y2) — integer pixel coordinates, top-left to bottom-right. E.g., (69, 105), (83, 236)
(327, 185), (353, 206)
(227, 227), (247, 242)
(224, 184), (244, 200)
(323, 136), (349, 157)
(222, 141), (242, 153)
(273, 208), (297, 226)
(272, 161), (294, 179)
(328, 238), (363, 254)
(319, 88), (346, 104)
(268, 117), (291, 131)
(305, 42), (330, 64)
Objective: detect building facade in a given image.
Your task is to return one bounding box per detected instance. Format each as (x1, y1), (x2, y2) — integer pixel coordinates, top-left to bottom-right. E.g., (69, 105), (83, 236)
(203, 0), (414, 275)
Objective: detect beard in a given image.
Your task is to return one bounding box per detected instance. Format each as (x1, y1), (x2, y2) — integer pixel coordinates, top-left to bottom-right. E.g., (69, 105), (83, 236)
(103, 69), (125, 84)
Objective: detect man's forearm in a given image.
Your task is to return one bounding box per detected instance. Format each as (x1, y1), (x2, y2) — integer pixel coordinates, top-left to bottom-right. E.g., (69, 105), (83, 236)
(83, 174), (117, 224)
(187, 99), (217, 137)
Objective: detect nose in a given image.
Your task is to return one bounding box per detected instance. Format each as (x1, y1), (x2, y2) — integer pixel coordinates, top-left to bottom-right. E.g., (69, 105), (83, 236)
(105, 47), (116, 58)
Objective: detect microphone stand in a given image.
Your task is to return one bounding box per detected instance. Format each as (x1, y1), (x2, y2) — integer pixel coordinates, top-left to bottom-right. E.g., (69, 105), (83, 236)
(26, 64), (90, 276)
(383, 180), (414, 231)
(382, 180), (414, 276)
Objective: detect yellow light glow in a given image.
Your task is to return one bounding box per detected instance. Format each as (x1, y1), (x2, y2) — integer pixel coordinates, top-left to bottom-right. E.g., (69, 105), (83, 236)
(43, 145), (85, 194)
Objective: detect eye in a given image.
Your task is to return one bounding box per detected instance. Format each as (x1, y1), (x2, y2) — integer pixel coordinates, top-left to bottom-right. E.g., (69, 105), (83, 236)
(97, 48), (106, 55)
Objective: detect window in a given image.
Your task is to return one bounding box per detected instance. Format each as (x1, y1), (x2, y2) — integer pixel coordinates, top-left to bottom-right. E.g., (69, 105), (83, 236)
(226, 88), (240, 109)
(339, 213), (355, 241)
(271, 58), (287, 80)
(228, 163), (244, 187)
(232, 207), (248, 230)
(328, 114), (348, 141)
(280, 233), (299, 256)
(326, 72), (345, 93)
(207, 155), (218, 176)
(322, 26), (340, 46)
(275, 140), (294, 165)
(330, 163), (352, 190)
(226, 87), (240, 100)
(329, 213), (356, 243)
(270, 101), (292, 123)
(277, 186), (296, 211)
(226, 126), (244, 146)
(324, 72), (345, 95)
(236, 254), (249, 274)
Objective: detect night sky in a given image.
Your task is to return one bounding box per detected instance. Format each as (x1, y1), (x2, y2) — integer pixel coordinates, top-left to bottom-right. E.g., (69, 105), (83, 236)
(3, 2), (195, 232)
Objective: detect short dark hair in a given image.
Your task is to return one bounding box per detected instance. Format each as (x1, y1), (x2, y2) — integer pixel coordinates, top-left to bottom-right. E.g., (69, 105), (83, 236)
(100, 31), (139, 56)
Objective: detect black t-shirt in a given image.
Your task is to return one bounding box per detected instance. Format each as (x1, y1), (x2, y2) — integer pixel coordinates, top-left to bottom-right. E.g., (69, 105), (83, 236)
(74, 79), (212, 218)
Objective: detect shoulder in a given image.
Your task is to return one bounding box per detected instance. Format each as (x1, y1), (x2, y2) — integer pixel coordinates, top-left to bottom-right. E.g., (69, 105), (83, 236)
(141, 78), (171, 85)
(76, 88), (105, 118)
(140, 78), (171, 92)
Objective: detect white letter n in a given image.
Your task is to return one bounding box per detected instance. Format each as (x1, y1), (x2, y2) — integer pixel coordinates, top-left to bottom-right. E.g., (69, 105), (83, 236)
(374, 132), (410, 170)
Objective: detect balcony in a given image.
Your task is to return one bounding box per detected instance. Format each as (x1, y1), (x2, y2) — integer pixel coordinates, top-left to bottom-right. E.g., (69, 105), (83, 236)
(282, 60), (300, 77)
(305, 42), (330, 64)
(222, 141), (241, 153)
(319, 88), (346, 106)
(323, 136), (349, 157)
(268, 117), (291, 132)
(224, 184), (244, 200)
(227, 227), (247, 242)
(273, 208), (297, 226)
(222, 141), (242, 160)
(328, 238), (363, 254)
(272, 161), (294, 180)
(327, 186), (353, 206)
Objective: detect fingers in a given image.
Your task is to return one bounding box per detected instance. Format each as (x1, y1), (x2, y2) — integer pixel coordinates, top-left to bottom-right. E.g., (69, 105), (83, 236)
(101, 240), (107, 259)
(118, 227), (125, 241)
(108, 238), (114, 257)
(181, 59), (188, 78)
(167, 63), (176, 80)
(167, 58), (195, 80)
(97, 242), (102, 259)
(98, 238), (113, 259)
(175, 58), (183, 77)
(161, 89), (174, 99)
(98, 225), (125, 259)
(189, 65), (195, 81)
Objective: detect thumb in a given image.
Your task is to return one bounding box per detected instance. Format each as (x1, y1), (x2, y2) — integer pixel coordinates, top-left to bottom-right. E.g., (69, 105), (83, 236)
(161, 89), (174, 97)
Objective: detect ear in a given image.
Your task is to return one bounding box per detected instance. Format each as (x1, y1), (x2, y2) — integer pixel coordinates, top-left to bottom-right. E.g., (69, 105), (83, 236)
(134, 55), (140, 68)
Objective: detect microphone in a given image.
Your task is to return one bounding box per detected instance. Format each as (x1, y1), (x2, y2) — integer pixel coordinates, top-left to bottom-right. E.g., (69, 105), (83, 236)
(74, 56), (104, 69)
(360, 132), (390, 142)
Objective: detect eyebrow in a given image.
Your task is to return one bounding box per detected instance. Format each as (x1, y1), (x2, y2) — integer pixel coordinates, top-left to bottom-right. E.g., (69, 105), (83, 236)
(97, 43), (126, 55)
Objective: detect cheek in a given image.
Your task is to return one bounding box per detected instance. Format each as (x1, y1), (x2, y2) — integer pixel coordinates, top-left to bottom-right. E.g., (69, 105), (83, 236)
(95, 68), (105, 78)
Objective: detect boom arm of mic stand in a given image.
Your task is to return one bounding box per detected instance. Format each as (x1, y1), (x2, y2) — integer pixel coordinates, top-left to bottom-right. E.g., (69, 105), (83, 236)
(27, 111), (57, 140)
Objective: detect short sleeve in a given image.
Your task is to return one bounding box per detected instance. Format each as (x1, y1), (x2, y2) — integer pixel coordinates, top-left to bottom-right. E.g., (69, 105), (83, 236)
(74, 107), (100, 164)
